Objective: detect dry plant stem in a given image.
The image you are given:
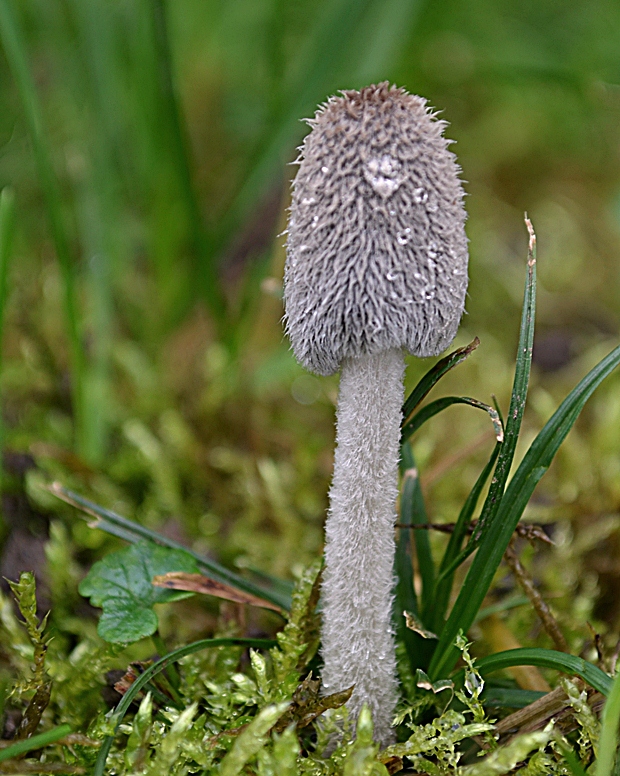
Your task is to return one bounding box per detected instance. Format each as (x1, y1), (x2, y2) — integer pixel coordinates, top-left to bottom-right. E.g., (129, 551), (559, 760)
(395, 521), (553, 545)
(320, 348), (404, 747)
(504, 540), (569, 653)
(494, 684), (605, 742)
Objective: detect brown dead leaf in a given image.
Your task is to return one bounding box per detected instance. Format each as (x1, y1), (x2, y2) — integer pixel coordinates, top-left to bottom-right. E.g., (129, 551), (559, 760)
(273, 672), (354, 733)
(152, 571), (285, 614)
(381, 755), (404, 774)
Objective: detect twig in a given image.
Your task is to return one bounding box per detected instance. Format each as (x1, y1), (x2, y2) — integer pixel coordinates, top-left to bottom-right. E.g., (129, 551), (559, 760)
(504, 540), (569, 653)
(395, 520), (553, 545)
(494, 684), (604, 742)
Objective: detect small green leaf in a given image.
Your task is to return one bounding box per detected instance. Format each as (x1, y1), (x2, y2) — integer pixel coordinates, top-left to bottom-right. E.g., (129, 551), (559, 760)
(78, 540), (199, 643)
(93, 636), (277, 776)
(50, 483), (292, 611)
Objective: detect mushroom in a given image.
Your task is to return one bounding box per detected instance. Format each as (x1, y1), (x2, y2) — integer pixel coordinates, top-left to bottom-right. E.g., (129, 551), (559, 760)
(284, 83), (468, 745)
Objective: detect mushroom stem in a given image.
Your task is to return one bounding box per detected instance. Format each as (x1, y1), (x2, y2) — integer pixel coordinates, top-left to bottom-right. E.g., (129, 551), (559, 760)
(321, 347), (404, 746)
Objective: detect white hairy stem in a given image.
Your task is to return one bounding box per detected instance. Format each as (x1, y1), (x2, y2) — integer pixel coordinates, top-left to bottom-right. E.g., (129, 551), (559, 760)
(320, 348), (405, 746)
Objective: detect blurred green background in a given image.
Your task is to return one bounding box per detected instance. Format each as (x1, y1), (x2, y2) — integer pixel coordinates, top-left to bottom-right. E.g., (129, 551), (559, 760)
(1, 0), (620, 647)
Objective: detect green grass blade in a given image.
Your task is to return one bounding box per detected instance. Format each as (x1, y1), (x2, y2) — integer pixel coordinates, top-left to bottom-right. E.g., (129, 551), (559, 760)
(481, 687), (546, 709)
(92, 637), (276, 776)
(219, 0), (375, 239)
(0, 723), (72, 762)
(243, 566), (295, 602)
(48, 483), (291, 611)
(420, 221), (535, 595)
(474, 595), (529, 623)
(467, 220), (537, 550)
(428, 223), (537, 679)
(0, 188), (14, 333)
(401, 396), (504, 444)
(400, 444), (434, 616)
(0, 0), (85, 453)
(395, 443), (420, 672)
(454, 648), (612, 696)
(429, 344), (620, 680)
(598, 669), (620, 776)
(402, 338), (480, 422)
(430, 442), (501, 634)
(148, 0), (225, 324)
(396, 445), (419, 619)
(0, 188), (15, 491)
(555, 738), (590, 776)
(397, 444), (437, 671)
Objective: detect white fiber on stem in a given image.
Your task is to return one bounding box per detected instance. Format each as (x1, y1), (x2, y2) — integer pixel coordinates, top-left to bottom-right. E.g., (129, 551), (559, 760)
(320, 348), (404, 746)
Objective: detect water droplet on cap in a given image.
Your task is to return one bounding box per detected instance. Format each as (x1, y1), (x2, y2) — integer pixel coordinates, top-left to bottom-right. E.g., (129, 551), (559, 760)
(364, 155), (403, 198)
(397, 228), (411, 245)
(414, 187), (428, 204)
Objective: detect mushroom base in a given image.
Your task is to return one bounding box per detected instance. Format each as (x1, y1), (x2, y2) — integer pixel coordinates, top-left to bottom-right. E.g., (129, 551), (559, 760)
(320, 347), (405, 747)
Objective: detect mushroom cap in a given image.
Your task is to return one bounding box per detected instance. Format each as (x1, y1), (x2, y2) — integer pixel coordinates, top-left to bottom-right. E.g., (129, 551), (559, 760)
(284, 82), (469, 376)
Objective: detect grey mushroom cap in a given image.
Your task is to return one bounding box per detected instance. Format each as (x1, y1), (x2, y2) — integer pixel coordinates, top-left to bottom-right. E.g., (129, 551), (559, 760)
(284, 82), (469, 376)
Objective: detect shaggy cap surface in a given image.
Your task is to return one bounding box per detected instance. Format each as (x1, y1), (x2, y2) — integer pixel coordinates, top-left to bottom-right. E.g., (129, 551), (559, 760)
(284, 82), (469, 376)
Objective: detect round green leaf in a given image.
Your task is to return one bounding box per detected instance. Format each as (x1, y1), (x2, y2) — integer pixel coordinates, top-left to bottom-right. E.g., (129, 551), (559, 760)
(79, 540), (199, 643)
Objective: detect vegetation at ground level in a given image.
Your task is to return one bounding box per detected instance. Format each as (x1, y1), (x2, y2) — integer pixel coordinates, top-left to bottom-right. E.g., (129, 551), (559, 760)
(0, 0), (620, 772)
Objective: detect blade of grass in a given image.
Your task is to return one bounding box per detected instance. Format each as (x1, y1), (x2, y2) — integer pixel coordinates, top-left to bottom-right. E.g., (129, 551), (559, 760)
(395, 442), (420, 672)
(64, 0), (125, 464)
(453, 648), (613, 697)
(402, 338), (480, 422)
(244, 566), (295, 602)
(0, 0), (85, 454)
(48, 483), (291, 611)
(598, 669), (620, 776)
(430, 442), (501, 634)
(148, 0), (225, 324)
(468, 219), (537, 549)
(396, 444), (419, 619)
(401, 395), (503, 444)
(92, 636), (276, 776)
(428, 220), (536, 678)
(427, 221), (536, 677)
(482, 687), (546, 709)
(474, 595), (529, 623)
(401, 444), (434, 616)
(397, 443), (436, 672)
(0, 188), (15, 491)
(0, 723), (72, 763)
(430, 339), (620, 680)
(555, 739), (589, 776)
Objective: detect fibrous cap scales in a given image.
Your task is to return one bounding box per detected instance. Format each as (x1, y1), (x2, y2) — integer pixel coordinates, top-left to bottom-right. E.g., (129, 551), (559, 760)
(284, 82), (469, 376)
